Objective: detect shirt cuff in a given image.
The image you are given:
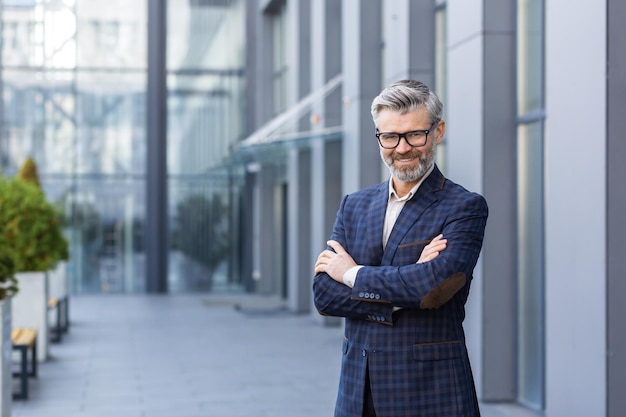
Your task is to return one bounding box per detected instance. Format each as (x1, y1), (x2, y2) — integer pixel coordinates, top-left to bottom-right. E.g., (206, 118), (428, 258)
(343, 265), (363, 288)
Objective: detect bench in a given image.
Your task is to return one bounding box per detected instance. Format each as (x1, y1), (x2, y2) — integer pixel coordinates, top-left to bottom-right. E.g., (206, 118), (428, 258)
(11, 328), (37, 400)
(48, 297), (62, 342)
(48, 296), (69, 342)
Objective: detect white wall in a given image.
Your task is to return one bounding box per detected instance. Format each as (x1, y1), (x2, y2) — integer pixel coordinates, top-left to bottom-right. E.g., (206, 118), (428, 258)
(544, 1), (607, 416)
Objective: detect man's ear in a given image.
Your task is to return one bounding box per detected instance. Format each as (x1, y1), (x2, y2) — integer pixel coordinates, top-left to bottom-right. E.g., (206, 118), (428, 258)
(435, 120), (446, 144)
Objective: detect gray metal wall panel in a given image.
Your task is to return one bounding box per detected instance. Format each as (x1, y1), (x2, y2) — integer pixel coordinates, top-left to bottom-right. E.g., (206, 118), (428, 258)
(146, 0), (168, 293)
(287, 148), (312, 312)
(482, 26), (517, 401)
(407, 0), (435, 86)
(341, 0), (382, 193)
(481, 0), (517, 401)
(607, 0), (626, 415)
(285, 0), (312, 312)
(257, 165), (279, 294)
(324, 0), (342, 128)
(309, 0), (343, 324)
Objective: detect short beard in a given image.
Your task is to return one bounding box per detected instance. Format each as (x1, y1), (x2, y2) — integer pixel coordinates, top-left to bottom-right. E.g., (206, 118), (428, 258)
(381, 143), (437, 183)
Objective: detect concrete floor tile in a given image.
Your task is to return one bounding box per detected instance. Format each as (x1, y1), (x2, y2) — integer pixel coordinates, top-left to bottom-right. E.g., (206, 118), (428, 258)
(9, 294), (528, 417)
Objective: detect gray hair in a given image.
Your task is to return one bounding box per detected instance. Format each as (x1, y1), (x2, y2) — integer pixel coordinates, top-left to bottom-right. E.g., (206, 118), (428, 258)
(370, 80), (443, 125)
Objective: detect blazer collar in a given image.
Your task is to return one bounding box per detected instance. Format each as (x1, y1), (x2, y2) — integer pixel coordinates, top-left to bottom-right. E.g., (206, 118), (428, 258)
(380, 165), (445, 265)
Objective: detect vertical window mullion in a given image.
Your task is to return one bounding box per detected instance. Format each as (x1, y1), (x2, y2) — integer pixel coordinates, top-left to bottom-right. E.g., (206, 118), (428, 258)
(516, 0), (545, 410)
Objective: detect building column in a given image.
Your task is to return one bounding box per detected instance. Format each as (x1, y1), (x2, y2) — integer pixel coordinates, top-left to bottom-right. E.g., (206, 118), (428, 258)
(382, 0), (435, 87)
(448, 0), (518, 403)
(310, 0), (343, 322)
(341, 0), (382, 194)
(607, 1), (626, 416)
(287, 148), (312, 312)
(146, 0), (168, 293)
(544, 0), (606, 416)
(284, 0), (312, 312)
(254, 165), (281, 295)
(481, 0), (517, 402)
(446, 0), (486, 398)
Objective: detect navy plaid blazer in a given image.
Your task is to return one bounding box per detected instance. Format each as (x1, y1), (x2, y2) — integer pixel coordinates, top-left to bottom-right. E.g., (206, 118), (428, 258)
(313, 165), (488, 417)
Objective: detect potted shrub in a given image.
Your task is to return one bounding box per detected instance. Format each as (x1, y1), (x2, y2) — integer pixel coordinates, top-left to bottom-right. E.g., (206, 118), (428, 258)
(0, 165), (68, 362)
(0, 230), (18, 300)
(18, 157), (70, 339)
(0, 180), (19, 415)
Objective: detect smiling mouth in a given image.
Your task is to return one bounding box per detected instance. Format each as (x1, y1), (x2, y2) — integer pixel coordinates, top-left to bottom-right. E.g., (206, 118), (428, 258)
(394, 156), (417, 163)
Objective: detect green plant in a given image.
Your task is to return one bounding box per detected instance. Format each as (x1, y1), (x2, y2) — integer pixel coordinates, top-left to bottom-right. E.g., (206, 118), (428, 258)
(16, 157), (69, 263)
(17, 156), (41, 188)
(0, 176), (68, 273)
(0, 224), (18, 300)
(174, 193), (230, 278)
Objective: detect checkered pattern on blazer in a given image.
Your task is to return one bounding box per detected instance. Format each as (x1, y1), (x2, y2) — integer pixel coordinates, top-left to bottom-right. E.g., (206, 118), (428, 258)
(313, 165), (488, 417)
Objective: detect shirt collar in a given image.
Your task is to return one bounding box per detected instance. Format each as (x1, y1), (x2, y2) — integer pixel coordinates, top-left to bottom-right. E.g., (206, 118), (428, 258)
(388, 163), (435, 202)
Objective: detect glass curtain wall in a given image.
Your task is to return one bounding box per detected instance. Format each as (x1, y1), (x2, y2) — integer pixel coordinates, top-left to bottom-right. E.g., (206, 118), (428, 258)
(271, 3), (287, 117)
(1, 0), (147, 293)
(0, 0), (246, 294)
(516, 0), (545, 410)
(166, 0), (246, 293)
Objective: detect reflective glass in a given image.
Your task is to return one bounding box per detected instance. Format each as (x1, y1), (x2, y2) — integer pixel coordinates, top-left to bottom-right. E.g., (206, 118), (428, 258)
(1, 1), (148, 294)
(1, 0), (247, 295)
(517, 0), (544, 115)
(167, 0), (246, 293)
(517, 121), (545, 410)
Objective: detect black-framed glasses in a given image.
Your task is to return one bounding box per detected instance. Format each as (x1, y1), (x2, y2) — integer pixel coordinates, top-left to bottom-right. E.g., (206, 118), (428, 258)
(375, 121), (439, 149)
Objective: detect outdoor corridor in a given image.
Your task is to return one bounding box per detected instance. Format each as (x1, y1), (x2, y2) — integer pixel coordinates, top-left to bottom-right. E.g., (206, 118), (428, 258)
(11, 294), (536, 417)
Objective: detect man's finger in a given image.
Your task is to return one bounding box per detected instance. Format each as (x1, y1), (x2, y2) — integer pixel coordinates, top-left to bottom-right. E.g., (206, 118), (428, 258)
(326, 240), (347, 254)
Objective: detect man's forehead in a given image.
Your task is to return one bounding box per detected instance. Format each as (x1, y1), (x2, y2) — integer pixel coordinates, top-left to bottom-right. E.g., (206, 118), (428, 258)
(376, 107), (430, 126)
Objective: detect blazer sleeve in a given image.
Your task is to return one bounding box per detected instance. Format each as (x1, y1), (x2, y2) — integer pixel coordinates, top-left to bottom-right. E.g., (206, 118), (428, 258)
(352, 192), (488, 310)
(313, 195), (395, 325)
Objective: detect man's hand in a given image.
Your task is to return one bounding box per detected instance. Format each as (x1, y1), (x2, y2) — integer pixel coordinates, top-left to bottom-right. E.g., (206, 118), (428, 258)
(417, 234), (447, 263)
(315, 235), (445, 285)
(314, 240), (357, 284)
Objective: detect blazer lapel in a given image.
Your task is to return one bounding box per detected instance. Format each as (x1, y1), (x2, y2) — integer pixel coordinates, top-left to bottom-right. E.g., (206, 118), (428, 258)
(366, 182), (388, 265)
(381, 166), (445, 265)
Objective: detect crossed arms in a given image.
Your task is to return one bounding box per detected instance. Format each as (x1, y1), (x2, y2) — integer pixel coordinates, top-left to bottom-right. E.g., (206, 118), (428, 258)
(314, 234), (447, 283)
(312, 192), (488, 321)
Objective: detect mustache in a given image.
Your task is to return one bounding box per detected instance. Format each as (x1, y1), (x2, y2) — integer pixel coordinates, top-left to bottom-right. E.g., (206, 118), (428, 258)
(391, 151), (421, 161)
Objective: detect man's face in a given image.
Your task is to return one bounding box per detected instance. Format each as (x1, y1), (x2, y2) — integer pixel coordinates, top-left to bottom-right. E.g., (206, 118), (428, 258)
(376, 107), (445, 185)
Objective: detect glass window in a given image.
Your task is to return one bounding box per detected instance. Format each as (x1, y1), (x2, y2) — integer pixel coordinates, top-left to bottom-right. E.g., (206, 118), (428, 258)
(1, 0), (247, 295)
(517, 0), (544, 116)
(166, 0), (246, 293)
(1, 1), (148, 294)
(516, 121), (545, 409)
(271, 4), (287, 116)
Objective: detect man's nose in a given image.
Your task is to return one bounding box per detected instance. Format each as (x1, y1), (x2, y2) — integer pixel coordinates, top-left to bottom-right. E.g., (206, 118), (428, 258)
(395, 135), (414, 153)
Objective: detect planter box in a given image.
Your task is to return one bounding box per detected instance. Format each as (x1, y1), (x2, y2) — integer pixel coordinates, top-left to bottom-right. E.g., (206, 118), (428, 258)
(48, 261), (67, 302)
(48, 261), (68, 334)
(0, 299), (11, 417)
(11, 272), (49, 362)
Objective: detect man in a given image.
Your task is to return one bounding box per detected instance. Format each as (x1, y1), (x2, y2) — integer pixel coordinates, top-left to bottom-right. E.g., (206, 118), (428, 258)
(313, 80), (488, 417)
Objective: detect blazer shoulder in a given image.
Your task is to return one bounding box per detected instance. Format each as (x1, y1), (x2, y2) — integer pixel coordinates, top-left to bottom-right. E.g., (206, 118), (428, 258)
(344, 181), (387, 202)
(440, 178), (488, 211)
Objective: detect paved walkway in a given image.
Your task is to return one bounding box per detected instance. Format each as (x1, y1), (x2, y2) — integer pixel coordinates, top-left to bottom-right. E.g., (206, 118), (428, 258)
(11, 294), (537, 417)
